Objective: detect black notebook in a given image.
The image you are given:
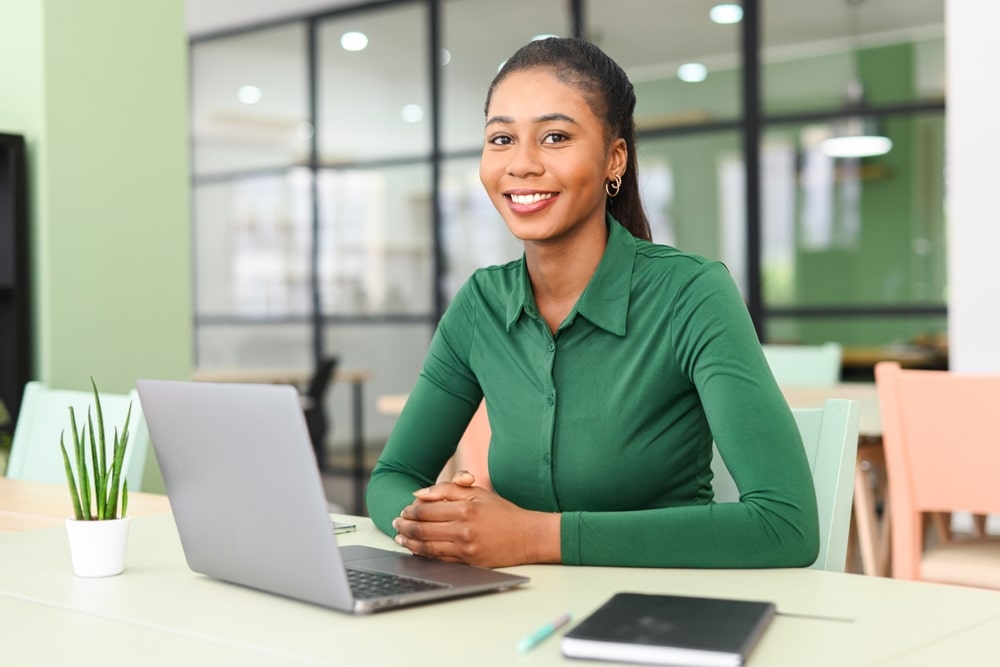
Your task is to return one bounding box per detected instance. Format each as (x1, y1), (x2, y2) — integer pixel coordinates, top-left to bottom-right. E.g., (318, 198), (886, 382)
(561, 592), (775, 667)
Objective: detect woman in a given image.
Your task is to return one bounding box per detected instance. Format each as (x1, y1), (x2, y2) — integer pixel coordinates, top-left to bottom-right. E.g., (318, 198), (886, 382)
(366, 37), (819, 569)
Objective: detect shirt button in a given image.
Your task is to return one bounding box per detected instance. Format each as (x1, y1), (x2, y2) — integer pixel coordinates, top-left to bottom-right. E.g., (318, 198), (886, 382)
(548, 342), (555, 351)
(546, 394), (554, 406)
(543, 453), (551, 465)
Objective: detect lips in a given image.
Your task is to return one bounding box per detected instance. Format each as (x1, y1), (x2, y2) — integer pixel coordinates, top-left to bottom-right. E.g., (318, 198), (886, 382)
(505, 191), (557, 213)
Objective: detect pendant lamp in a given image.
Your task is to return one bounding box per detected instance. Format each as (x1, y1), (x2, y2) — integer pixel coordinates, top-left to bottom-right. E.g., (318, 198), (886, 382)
(819, 0), (892, 159)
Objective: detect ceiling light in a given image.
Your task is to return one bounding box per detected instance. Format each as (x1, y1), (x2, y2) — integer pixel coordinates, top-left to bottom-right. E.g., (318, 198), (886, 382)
(401, 104), (424, 123)
(341, 31), (368, 52)
(709, 4), (743, 24)
(237, 85), (261, 104)
(677, 63), (708, 83)
(820, 1), (892, 159)
(440, 48), (452, 66)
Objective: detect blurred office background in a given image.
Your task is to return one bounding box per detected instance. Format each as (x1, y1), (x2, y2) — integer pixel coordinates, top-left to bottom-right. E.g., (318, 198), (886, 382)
(186, 0), (945, 455)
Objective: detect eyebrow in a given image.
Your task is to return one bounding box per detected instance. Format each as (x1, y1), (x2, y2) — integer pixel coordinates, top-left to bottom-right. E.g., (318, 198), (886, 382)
(485, 112), (579, 127)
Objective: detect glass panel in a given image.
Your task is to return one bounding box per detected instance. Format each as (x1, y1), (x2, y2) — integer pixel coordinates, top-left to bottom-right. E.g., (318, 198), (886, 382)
(194, 170), (314, 317)
(760, 112), (946, 308)
(317, 164), (433, 316)
(191, 24), (309, 175)
(439, 157), (523, 303)
(440, 0), (569, 153)
(321, 322), (432, 450)
(635, 131), (746, 292)
(317, 4), (431, 163)
(590, 0), (742, 128)
(763, 0), (945, 113)
(195, 323), (313, 369)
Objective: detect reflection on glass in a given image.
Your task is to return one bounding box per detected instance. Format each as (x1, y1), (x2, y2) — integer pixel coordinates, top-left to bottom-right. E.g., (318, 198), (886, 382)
(589, 0), (741, 127)
(317, 4), (430, 162)
(761, 113), (945, 309)
(636, 131), (745, 289)
(439, 158), (522, 303)
(194, 170), (313, 317)
(191, 24), (309, 175)
(317, 165), (433, 315)
(441, 0), (569, 152)
(195, 323), (313, 370)
(762, 1), (944, 113)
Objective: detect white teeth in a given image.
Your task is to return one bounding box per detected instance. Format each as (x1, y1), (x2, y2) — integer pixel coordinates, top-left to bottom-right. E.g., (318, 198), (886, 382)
(510, 193), (553, 205)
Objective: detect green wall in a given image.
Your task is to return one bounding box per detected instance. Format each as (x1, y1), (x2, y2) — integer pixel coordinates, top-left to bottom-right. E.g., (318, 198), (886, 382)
(0, 0), (192, 395)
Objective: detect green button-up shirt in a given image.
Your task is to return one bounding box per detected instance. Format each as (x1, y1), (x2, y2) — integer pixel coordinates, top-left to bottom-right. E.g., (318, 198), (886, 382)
(367, 216), (819, 567)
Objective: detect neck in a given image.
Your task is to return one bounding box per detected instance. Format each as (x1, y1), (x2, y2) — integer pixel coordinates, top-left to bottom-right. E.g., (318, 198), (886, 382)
(524, 219), (608, 332)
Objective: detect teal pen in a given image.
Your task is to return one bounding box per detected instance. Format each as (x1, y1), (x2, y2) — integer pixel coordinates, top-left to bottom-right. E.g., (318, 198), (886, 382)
(516, 612), (573, 653)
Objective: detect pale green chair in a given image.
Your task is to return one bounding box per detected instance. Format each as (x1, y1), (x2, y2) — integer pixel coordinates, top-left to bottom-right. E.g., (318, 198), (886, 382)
(762, 342), (842, 387)
(711, 398), (861, 571)
(6, 382), (150, 491)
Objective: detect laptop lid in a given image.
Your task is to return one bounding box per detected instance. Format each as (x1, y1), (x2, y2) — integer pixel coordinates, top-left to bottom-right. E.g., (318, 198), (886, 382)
(135, 379), (528, 614)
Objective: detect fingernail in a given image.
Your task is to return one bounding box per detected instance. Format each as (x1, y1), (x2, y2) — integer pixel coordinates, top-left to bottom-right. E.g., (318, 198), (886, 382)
(413, 487), (429, 496)
(392, 518), (399, 530)
(394, 534), (404, 545)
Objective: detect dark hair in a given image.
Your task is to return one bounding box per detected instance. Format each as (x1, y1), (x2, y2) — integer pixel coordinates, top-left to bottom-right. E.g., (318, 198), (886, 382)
(485, 37), (652, 242)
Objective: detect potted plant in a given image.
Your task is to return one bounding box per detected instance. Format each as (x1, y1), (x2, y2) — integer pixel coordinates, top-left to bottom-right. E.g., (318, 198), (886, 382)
(59, 378), (133, 577)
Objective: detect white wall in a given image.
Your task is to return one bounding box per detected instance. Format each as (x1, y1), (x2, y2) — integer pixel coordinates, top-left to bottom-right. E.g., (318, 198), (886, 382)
(946, 1), (1000, 373)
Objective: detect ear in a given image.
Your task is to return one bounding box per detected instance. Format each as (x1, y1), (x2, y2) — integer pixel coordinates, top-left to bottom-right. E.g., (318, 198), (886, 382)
(607, 137), (628, 179)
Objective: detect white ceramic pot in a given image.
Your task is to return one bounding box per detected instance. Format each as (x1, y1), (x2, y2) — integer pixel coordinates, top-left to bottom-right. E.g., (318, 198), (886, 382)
(64, 516), (131, 577)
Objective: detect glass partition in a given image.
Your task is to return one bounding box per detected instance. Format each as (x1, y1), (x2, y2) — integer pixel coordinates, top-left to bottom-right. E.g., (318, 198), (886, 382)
(441, 0), (570, 152)
(317, 163), (433, 315)
(317, 3), (431, 163)
(191, 24), (309, 175)
(194, 170), (313, 317)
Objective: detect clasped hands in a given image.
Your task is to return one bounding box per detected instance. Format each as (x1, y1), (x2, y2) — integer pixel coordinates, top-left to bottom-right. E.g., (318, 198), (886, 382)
(392, 470), (561, 568)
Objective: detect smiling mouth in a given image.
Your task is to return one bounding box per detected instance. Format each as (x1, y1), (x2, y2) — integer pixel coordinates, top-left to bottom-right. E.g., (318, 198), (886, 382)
(509, 192), (554, 205)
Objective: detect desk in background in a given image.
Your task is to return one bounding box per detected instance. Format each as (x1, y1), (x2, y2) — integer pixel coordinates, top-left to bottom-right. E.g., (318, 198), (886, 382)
(0, 477), (170, 533)
(1, 502), (1000, 666)
(193, 366), (373, 514)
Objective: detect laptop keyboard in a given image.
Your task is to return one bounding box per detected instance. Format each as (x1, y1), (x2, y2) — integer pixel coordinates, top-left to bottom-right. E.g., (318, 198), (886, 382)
(347, 567), (450, 599)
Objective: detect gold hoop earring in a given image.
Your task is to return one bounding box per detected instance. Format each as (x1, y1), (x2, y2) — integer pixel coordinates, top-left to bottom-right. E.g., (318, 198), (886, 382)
(605, 174), (622, 198)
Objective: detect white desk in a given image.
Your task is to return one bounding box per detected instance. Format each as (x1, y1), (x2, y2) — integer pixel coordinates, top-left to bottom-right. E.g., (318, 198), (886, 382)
(2, 512), (999, 666)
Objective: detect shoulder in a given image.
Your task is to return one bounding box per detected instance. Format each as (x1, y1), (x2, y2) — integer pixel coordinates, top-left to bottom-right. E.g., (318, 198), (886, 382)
(632, 239), (733, 287)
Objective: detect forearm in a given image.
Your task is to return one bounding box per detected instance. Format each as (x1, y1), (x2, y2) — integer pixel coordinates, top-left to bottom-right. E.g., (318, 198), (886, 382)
(561, 497), (818, 568)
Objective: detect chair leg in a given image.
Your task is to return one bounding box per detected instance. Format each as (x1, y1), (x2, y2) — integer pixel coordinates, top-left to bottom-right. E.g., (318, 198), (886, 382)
(853, 458), (881, 576)
(972, 513), (988, 538)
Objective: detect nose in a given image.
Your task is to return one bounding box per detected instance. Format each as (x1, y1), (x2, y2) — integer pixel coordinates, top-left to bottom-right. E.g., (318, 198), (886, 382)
(506, 142), (543, 178)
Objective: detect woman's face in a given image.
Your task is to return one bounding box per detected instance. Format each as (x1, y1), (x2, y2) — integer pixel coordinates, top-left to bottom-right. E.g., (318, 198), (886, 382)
(479, 67), (626, 245)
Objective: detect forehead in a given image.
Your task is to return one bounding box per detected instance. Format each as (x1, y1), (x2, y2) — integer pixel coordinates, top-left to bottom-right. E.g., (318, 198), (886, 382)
(487, 67), (597, 120)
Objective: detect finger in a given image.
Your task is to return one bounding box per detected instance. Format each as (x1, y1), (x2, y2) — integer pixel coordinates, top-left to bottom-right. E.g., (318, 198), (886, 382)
(413, 480), (479, 502)
(451, 469), (476, 487)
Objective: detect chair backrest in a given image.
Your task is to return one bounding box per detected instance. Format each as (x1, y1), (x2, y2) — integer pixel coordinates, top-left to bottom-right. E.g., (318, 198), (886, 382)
(712, 398), (861, 571)
(875, 361), (1000, 580)
(303, 356), (339, 462)
(762, 342), (842, 387)
(6, 381), (150, 492)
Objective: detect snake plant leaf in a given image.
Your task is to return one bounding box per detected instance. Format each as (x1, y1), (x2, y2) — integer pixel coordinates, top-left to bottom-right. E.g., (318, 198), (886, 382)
(59, 431), (85, 521)
(87, 409), (106, 520)
(69, 407), (91, 520)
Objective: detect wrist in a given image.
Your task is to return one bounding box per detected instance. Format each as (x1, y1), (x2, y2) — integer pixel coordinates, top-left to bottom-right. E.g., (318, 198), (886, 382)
(527, 511), (562, 564)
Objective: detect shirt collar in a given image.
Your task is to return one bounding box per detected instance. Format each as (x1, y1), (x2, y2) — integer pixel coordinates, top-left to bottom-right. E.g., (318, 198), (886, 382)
(504, 215), (635, 336)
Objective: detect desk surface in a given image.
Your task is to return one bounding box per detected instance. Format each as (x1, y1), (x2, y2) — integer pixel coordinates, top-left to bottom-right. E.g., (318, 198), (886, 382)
(2, 507), (999, 666)
(781, 383), (880, 436)
(0, 477), (171, 533)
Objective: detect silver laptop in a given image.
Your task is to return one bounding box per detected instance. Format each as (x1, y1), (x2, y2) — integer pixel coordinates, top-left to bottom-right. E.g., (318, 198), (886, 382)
(135, 378), (529, 614)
